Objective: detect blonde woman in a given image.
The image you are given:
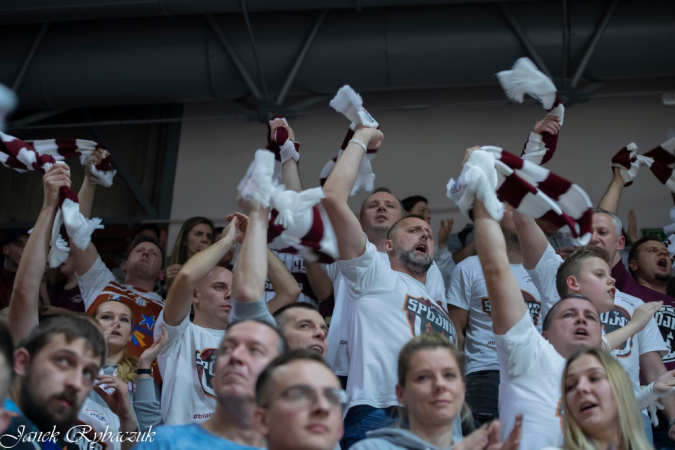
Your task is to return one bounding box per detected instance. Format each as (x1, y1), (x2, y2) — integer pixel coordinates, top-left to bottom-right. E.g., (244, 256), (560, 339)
(352, 333), (522, 450)
(545, 348), (654, 450)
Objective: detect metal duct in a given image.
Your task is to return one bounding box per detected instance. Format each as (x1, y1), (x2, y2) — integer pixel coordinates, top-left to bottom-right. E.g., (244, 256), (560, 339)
(1, 1), (673, 111)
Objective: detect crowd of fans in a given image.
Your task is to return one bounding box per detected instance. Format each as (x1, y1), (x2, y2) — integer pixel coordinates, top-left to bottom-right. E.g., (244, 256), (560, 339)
(2, 80), (675, 450)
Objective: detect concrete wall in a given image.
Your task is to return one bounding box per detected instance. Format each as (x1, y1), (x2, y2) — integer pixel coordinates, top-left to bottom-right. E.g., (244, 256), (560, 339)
(168, 89), (675, 253)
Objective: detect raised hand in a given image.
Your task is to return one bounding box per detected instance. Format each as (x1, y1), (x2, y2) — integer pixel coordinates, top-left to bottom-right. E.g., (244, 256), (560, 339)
(93, 374), (134, 421)
(630, 301), (663, 334)
(226, 213), (248, 244)
(438, 219), (454, 249)
(352, 125), (384, 150)
(270, 119), (295, 142)
(139, 326), (168, 370)
(43, 165), (71, 209)
(533, 115), (561, 136)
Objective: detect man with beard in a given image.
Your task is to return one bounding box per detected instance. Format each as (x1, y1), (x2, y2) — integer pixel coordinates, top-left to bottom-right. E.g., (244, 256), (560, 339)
(597, 167), (675, 445)
(447, 208), (542, 428)
(514, 197), (675, 444)
(1, 315), (106, 449)
(321, 125), (457, 448)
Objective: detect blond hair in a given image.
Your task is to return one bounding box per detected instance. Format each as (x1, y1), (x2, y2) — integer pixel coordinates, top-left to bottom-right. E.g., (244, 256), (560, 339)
(92, 300), (139, 385)
(561, 348), (650, 450)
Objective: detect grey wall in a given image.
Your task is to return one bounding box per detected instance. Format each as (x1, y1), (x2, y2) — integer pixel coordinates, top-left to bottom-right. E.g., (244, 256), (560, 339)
(167, 88), (675, 253)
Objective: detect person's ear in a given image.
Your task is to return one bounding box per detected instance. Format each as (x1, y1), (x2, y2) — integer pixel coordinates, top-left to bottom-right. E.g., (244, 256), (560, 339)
(192, 289), (200, 306)
(157, 270), (165, 282)
(395, 384), (406, 407)
(384, 240), (394, 253)
(13, 348), (31, 377)
(253, 407), (270, 436)
(566, 275), (581, 293)
(629, 259), (639, 273)
(617, 234), (626, 251)
(120, 261), (127, 274)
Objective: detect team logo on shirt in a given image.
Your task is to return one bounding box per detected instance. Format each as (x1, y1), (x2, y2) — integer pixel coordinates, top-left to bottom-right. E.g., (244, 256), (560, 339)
(196, 348), (218, 399)
(655, 305), (675, 363)
(481, 290), (541, 325)
(403, 295), (456, 341)
(600, 306), (633, 358)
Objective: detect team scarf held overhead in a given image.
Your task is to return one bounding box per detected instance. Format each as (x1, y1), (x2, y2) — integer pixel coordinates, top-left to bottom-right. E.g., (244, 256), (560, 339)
(319, 85), (379, 195)
(265, 115), (301, 183)
(447, 147), (593, 245)
(497, 57), (565, 166)
(0, 132), (116, 267)
(238, 149), (338, 263)
(611, 136), (675, 190)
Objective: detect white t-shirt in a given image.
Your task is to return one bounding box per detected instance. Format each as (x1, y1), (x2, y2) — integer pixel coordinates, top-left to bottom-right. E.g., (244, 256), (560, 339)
(264, 251), (319, 307)
(496, 311), (565, 450)
(338, 241), (456, 410)
(527, 244), (668, 411)
(447, 255), (542, 374)
(324, 251), (447, 377)
(154, 310), (225, 425)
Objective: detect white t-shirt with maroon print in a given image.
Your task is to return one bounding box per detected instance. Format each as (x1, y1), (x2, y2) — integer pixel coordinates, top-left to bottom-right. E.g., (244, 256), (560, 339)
(337, 241), (456, 411)
(447, 255), (542, 374)
(496, 311), (566, 450)
(324, 251), (447, 377)
(154, 311), (225, 425)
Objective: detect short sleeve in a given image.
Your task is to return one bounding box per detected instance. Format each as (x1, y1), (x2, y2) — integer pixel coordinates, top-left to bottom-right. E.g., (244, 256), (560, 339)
(76, 256), (116, 311)
(336, 240), (382, 296)
(526, 244), (563, 320)
(638, 317), (668, 357)
(495, 310), (548, 378)
(446, 258), (474, 311)
(156, 310), (190, 354)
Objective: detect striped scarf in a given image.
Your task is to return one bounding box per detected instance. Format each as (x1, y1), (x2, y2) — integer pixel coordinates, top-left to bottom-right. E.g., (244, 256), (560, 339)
(447, 146), (593, 245)
(0, 132), (116, 266)
(497, 57), (565, 165)
(319, 85), (379, 195)
(266, 115), (300, 183)
(611, 136), (675, 191)
(238, 150), (338, 263)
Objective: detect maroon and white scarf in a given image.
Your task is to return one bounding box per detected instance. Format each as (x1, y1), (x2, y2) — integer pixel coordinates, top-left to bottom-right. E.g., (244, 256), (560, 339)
(611, 136), (675, 191)
(266, 115), (300, 183)
(447, 146), (593, 245)
(497, 57), (565, 165)
(0, 132), (116, 266)
(238, 150), (338, 263)
(319, 85), (379, 195)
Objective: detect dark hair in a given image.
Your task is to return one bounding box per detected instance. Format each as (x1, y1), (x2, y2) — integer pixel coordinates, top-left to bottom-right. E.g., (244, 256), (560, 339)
(273, 303), (320, 329)
(126, 235), (165, 269)
(255, 349), (331, 407)
(359, 187), (402, 219)
(1, 228), (30, 246)
(226, 319), (290, 355)
(542, 294), (593, 332)
(18, 315), (107, 367)
(0, 319), (14, 400)
(387, 214), (426, 240)
(628, 236), (665, 277)
(555, 247), (610, 299)
(401, 196), (428, 214)
(168, 217), (215, 266)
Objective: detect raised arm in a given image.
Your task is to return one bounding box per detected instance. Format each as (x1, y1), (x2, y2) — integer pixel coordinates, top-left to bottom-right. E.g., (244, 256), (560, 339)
(163, 218), (237, 326)
(306, 264), (334, 302)
(512, 212), (550, 270)
(598, 167), (625, 213)
(70, 155), (102, 276)
(322, 126), (383, 260)
(265, 250), (301, 314)
(8, 166), (70, 342)
(274, 121), (302, 193)
(474, 199), (527, 335)
(231, 202), (269, 303)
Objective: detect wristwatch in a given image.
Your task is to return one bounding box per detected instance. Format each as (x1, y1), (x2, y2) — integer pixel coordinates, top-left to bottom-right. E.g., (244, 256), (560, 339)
(668, 418), (675, 428)
(136, 368), (153, 375)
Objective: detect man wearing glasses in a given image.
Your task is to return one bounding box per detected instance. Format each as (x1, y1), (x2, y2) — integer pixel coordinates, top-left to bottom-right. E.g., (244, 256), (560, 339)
(254, 349), (346, 450)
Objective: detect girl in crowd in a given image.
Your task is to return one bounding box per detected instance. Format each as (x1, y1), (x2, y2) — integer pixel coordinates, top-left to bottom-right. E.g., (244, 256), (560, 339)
(90, 299), (165, 433)
(164, 217), (214, 291)
(352, 333), (522, 450)
(553, 348), (652, 450)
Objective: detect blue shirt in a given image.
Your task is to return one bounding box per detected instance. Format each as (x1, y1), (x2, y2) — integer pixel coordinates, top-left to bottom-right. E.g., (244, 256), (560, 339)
(1, 398), (60, 450)
(134, 423), (264, 450)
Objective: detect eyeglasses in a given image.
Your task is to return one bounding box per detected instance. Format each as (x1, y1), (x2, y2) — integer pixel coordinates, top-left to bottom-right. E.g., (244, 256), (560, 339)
(263, 384), (348, 411)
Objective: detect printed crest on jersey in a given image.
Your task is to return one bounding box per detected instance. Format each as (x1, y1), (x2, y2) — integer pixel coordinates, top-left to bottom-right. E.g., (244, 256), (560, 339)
(655, 305), (675, 363)
(481, 290), (541, 325)
(600, 305), (633, 358)
(403, 295), (456, 341)
(195, 348), (218, 399)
